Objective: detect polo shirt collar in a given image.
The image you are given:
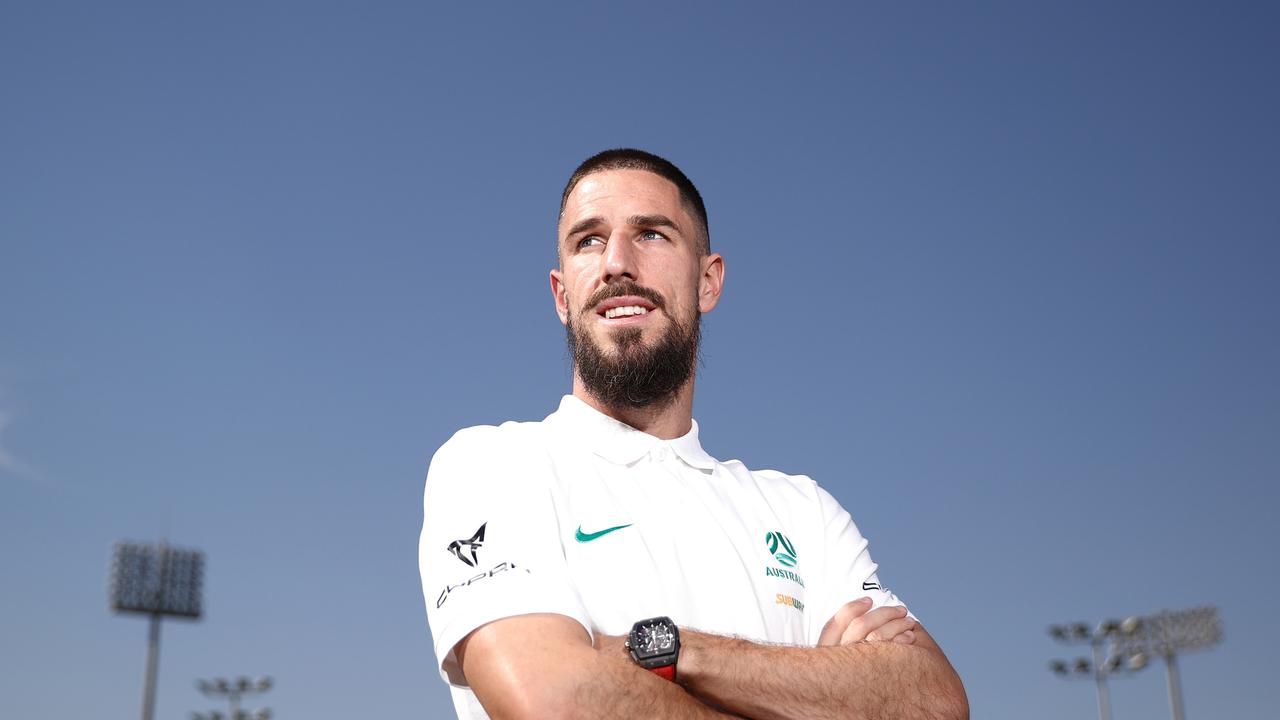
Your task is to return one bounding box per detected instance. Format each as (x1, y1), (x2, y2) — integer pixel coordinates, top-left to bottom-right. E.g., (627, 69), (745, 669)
(549, 395), (718, 470)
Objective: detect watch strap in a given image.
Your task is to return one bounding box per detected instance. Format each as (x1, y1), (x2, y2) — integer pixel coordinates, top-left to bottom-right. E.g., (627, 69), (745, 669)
(650, 664), (677, 682)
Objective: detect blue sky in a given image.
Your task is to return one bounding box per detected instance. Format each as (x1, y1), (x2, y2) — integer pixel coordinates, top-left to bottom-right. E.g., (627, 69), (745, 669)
(2, 2), (1277, 718)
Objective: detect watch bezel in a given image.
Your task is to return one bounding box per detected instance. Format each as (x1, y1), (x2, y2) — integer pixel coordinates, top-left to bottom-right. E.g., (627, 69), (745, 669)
(627, 616), (680, 671)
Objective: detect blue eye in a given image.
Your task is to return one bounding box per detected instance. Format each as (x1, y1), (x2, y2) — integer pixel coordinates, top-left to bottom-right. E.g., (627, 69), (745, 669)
(641, 230), (666, 241)
(577, 235), (604, 249)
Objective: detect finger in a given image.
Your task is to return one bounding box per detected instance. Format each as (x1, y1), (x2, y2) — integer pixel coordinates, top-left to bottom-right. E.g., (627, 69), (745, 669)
(837, 597), (874, 623)
(840, 605), (906, 643)
(892, 630), (916, 645)
(819, 598), (870, 645)
(819, 597), (872, 646)
(840, 605), (908, 645)
(818, 620), (843, 647)
(865, 616), (917, 643)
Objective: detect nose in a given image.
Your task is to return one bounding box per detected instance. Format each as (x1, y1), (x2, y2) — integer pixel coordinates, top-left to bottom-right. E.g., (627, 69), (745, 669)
(600, 230), (637, 284)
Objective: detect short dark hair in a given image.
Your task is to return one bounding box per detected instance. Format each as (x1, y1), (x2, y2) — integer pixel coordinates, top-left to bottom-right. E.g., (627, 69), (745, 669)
(559, 148), (710, 255)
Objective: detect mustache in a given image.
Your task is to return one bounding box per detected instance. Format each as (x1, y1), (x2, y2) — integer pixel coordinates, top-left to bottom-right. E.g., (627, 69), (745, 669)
(584, 280), (666, 314)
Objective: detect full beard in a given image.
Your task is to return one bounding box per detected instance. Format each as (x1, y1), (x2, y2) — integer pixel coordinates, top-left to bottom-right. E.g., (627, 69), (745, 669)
(567, 310), (701, 410)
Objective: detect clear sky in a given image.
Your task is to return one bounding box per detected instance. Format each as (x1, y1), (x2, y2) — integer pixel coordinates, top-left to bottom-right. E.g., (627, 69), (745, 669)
(2, 2), (1277, 718)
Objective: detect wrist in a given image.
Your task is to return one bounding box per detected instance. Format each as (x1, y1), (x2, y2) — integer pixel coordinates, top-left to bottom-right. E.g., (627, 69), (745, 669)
(675, 629), (702, 687)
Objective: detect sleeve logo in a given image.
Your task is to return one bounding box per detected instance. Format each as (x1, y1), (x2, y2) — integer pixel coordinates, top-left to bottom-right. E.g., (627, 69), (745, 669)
(436, 560), (529, 609)
(447, 522), (486, 567)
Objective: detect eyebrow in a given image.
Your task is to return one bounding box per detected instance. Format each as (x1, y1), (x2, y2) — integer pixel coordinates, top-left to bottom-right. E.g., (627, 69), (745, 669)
(627, 214), (683, 235)
(563, 214), (684, 242)
(564, 216), (606, 240)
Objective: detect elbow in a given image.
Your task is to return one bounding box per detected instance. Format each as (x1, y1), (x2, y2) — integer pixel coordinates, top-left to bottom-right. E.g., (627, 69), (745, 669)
(931, 672), (969, 720)
(909, 650), (967, 720)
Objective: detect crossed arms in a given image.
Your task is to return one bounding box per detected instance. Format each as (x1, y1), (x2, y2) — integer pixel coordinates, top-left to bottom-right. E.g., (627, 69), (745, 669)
(455, 599), (968, 720)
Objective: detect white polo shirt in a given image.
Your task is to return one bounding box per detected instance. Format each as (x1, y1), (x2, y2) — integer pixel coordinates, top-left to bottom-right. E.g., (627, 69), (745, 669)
(419, 395), (909, 719)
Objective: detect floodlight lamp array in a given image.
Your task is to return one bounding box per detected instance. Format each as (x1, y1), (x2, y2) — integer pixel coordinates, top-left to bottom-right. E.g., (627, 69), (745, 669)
(1114, 606), (1222, 658)
(110, 541), (204, 619)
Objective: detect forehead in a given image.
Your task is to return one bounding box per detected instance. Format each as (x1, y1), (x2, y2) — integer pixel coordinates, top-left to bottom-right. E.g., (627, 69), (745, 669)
(560, 169), (689, 232)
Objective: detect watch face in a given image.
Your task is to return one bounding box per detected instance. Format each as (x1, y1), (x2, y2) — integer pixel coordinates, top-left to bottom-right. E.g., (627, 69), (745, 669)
(635, 621), (676, 659)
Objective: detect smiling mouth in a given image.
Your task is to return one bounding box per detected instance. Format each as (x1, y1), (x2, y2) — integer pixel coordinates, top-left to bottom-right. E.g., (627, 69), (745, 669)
(593, 293), (660, 323)
(587, 282), (665, 324)
(603, 305), (650, 319)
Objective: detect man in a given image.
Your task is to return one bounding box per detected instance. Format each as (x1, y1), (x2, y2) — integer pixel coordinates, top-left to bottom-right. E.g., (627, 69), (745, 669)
(419, 149), (968, 720)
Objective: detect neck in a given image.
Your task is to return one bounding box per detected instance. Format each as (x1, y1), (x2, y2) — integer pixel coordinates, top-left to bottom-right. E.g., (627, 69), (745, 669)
(571, 375), (696, 440)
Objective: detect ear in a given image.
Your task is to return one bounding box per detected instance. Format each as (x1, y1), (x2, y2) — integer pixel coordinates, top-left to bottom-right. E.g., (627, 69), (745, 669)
(550, 268), (569, 325)
(698, 252), (725, 314)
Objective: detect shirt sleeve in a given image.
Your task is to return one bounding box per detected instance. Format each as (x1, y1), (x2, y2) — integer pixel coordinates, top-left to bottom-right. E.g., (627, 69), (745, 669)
(419, 424), (592, 686)
(813, 484), (915, 631)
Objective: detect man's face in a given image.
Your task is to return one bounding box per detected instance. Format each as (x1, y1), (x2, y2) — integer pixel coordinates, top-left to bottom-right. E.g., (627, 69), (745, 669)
(551, 169), (724, 407)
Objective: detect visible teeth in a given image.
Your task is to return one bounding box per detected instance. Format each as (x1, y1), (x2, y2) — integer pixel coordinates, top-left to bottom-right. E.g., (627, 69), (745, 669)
(604, 305), (649, 319)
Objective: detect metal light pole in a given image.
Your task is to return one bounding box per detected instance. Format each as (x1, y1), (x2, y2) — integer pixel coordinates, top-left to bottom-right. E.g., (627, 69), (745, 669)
(193, 675), (274, 720)
(1047, 619), (1148, 720)
(1113, 606), (1222, 720)
(110, 541), (205, 720)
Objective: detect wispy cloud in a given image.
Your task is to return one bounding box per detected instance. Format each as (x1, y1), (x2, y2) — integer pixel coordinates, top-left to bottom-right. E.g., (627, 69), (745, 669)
(0, 393), (51, 488)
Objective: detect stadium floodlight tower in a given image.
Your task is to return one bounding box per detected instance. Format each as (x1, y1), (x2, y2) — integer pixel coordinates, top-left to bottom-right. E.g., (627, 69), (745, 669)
(109, 540), (205, 720)
(1047, 618), (1148, 720)
(1113, 606), (1222, 720)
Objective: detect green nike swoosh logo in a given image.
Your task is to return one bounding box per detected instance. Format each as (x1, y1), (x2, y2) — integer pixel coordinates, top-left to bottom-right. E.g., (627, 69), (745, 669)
(575, 524), (633, 543)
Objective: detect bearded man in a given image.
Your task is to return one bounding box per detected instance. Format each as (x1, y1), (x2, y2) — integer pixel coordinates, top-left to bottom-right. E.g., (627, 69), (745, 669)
(419, 149), (968, 720)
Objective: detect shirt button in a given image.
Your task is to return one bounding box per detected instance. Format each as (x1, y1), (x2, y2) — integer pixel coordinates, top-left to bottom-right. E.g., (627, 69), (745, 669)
(654, 446), (671, 462)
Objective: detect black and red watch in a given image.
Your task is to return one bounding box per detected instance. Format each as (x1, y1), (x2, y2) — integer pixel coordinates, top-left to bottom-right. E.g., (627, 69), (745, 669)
(626, 616), (680, 681)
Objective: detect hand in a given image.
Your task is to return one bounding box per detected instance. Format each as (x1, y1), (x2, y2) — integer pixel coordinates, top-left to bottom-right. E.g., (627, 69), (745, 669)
(818, 597), (916, 647)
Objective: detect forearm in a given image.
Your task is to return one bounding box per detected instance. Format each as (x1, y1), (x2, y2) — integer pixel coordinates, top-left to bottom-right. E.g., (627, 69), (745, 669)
(468, 639), (738, 720)
(678, 631), (967, 720)
(568, 645), (742, 720)
(460, 615), (739, 720)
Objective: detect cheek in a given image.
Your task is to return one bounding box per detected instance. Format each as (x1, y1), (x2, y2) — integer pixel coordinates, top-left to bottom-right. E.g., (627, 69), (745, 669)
(563, 266), (597, 312)
(565, 289), (593, 320)
(675, 277), (703, 314)
(567, 284), (586, 308)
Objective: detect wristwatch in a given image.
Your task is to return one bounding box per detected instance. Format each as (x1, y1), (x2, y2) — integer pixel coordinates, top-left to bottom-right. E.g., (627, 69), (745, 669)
(626, 616), (680, 681)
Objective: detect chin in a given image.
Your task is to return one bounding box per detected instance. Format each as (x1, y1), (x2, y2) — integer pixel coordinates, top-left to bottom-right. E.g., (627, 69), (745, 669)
(603, 326), (651, 352)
